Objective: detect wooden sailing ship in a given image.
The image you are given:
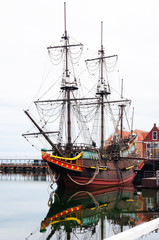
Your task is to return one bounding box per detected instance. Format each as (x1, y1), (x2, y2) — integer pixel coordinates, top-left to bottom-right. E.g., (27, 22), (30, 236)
(23, 2), (137, 189)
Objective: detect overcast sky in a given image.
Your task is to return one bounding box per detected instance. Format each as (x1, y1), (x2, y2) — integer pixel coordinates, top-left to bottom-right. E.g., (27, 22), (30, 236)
(0, 0), (159, 158)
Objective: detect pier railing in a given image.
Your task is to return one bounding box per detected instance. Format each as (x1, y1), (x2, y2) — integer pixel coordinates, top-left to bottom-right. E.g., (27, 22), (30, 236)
(0, 158), (46, 165)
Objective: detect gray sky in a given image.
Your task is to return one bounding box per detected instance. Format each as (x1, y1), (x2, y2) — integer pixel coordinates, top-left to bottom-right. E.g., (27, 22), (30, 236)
(0, 0), (159, 157)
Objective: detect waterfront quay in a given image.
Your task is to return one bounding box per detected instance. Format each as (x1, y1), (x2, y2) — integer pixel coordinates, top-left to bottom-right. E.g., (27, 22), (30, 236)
(0, 158), (48, 174)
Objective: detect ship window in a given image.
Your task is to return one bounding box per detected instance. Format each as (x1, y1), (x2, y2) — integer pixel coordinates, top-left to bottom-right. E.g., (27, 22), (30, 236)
(75, 152), (79, 156)
(70, 152), (74, 158)
(152, 131), (157, 140)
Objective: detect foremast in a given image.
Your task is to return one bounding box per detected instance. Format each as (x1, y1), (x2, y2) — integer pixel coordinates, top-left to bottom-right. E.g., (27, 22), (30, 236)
(47, 3), (82, 149)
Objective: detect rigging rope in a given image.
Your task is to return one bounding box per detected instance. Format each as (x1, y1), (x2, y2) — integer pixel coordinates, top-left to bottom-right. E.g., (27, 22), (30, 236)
(57, 101), (66, 144)
(124, 107), (131, 132)
(91, 105), (100, 144)
(48, 49), (63, 65)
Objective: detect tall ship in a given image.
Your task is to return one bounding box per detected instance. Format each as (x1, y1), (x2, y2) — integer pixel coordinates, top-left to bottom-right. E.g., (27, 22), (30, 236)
(23, 3), (137, 189)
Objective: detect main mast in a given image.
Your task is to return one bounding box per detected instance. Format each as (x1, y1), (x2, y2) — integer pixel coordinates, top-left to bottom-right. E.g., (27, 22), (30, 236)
(86, 22), (117, 152)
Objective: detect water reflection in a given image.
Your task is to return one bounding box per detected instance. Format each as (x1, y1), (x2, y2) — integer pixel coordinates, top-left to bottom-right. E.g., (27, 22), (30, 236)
(0, 173), (50, 181)
(34, 186), (159, 240)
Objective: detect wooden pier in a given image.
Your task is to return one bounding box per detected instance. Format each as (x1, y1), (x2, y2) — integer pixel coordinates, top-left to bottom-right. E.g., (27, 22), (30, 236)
(0, 159), (48, 174)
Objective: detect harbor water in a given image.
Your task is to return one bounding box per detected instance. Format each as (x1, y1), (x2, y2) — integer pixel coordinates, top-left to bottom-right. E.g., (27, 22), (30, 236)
(1, 173), (159, 240)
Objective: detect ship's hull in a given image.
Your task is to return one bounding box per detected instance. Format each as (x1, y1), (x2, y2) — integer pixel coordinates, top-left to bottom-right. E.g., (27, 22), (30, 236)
(56, 168), (134, 189)
(42, 135), (137, 189)
(44, 153), (135, 189)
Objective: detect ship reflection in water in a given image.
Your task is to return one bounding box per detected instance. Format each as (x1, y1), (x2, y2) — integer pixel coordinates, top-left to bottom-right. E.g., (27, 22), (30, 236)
(33, 186), (159, 240)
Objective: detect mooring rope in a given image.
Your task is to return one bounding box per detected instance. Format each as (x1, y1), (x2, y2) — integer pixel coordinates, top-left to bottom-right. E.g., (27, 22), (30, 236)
(48, 166), (60, 183)
(67, 165), (99, 186)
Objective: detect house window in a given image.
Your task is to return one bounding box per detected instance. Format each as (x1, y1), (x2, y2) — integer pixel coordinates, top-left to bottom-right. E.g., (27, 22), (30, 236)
(152, 131), (157, 140)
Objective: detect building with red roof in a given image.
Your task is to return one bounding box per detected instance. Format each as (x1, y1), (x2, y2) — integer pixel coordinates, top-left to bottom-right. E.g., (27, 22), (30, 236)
(143, 123), (159, 159)
(134, 129), (149, 158)
(105, 124), (159, 159)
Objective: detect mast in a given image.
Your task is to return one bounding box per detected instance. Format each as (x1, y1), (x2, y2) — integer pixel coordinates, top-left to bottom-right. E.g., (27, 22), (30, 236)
(47, 2), (82, 148)
(64, 2), (71, 146)
(86, 22), (117, 152)
(64, 2), (69, 78)
(100, 22), (104, 152)
(119, 79), (126, 139)
(131, 107), (134, 135)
